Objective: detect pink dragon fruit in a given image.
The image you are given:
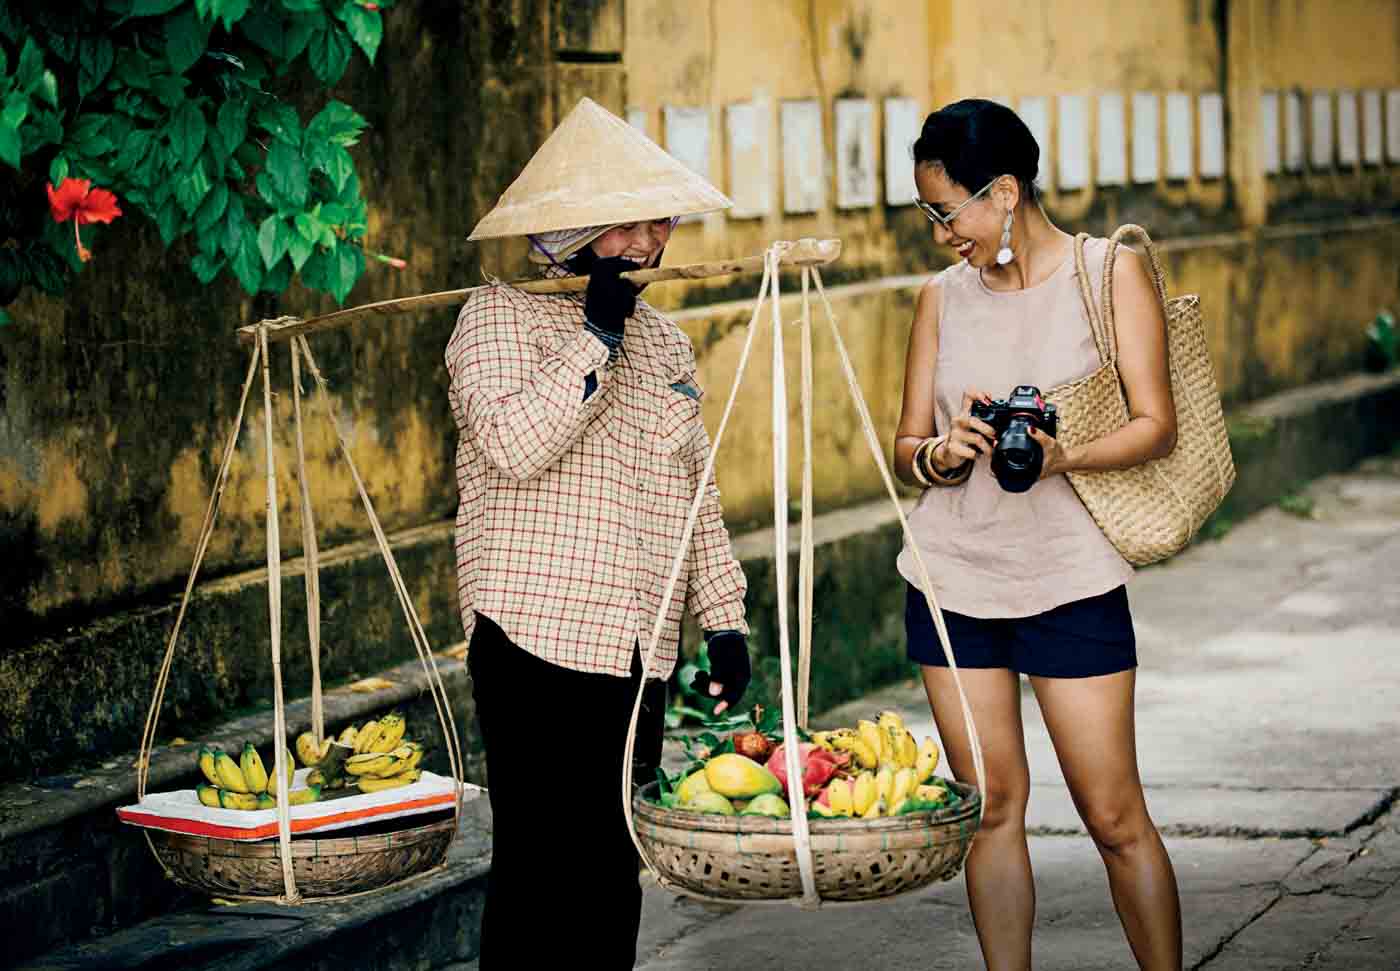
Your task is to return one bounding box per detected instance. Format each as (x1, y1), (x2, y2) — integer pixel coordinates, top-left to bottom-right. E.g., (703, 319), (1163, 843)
(766, 742), (850, 796)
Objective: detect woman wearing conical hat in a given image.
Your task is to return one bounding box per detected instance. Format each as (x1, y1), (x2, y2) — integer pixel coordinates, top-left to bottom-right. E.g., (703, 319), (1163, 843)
(446, 98), (752, 968)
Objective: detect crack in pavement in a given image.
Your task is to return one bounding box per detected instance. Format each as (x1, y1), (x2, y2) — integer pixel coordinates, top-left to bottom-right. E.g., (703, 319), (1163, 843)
(1193, 805), (1400, 969)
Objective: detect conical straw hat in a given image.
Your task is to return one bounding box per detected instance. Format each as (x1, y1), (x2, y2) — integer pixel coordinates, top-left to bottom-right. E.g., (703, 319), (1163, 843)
(468, 97), (731, 240)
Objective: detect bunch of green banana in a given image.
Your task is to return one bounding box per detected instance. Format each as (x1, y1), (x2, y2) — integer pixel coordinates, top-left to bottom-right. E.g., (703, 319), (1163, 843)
(193, 742), (316, 811)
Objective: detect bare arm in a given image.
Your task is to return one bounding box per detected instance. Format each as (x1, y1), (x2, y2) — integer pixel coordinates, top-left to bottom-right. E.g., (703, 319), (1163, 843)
(893, 279), (996, 485)
(1035, 248), (1178, 475)
(893, 281), (941, 486)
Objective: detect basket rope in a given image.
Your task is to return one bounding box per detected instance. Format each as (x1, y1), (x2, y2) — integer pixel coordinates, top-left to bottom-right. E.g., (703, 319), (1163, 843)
(135, 322), (465, 905)
(289, 343), (324, 745)
(621, 245), (986, 908)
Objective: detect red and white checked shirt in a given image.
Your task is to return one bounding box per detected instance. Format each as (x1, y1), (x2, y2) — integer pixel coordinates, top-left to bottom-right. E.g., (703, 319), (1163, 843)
(445, 268), (749, 679)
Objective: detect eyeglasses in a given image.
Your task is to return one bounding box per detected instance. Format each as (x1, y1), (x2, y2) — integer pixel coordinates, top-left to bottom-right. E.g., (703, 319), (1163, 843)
(912, 177), (999, 229)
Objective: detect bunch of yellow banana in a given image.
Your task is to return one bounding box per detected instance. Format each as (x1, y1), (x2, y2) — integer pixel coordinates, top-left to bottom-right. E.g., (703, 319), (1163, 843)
(194, 742), (317, 811)
(343, 740), (425, 793)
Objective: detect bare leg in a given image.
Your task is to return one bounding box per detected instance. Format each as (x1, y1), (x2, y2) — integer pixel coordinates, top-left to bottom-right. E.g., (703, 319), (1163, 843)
(1031, 671), (1183, 970)
(922, 666), (1033, 971)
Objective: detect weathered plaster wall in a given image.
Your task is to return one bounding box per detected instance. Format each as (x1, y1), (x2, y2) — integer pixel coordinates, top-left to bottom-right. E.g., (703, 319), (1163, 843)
(0, 3), (557, 625)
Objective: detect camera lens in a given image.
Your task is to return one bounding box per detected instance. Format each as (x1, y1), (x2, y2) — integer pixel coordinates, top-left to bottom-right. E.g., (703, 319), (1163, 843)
(991, 420), (1043, 493)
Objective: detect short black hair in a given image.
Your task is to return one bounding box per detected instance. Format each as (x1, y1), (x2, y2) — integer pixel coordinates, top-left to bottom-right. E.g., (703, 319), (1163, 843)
(912, 99), (1040, 202)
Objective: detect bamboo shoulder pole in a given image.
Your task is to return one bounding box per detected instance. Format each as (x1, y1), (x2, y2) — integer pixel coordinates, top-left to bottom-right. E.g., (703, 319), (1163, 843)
(236, 237), (842, 346)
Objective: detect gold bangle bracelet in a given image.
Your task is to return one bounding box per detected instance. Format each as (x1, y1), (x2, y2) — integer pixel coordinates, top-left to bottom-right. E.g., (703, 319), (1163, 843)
(921, 435), (972, 485)
(910, 438), (935, 487)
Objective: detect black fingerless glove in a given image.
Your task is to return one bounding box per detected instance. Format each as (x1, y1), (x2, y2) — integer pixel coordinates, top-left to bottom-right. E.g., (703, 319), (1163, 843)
(582, 255), (639, 342)
(691, 630), (751, 709)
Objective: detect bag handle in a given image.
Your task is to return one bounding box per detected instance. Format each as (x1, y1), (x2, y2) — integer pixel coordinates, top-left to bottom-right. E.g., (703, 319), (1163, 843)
(1072, 233), (1113, 365)
(1074, 225), (1171, 369)
(1101, 225), (1172, 357)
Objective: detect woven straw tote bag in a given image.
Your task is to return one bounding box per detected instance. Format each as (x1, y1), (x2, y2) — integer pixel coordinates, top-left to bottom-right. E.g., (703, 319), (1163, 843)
(1044, 225), (1235, 566)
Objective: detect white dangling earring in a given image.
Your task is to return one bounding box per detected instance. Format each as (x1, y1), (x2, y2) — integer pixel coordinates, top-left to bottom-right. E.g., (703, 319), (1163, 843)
(996, 210), (1015, 265)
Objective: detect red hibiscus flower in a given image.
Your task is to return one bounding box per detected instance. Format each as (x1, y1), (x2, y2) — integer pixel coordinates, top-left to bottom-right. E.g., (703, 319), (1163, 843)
(46, 178), (123, 263)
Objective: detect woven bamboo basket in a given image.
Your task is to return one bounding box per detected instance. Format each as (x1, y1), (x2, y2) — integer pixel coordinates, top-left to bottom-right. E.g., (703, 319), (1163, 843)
(148, 815), (455, 899)
(632, 782), (981, 903)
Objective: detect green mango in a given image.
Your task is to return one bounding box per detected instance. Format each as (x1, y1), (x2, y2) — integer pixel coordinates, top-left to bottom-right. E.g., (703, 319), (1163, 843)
(675, 768), (712, 804)
(739, 793), (790, 817)
(683, 791), (736, 816)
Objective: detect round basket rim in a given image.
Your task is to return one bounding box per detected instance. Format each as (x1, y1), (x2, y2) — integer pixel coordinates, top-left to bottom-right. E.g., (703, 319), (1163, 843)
(633, 778), (981, 835)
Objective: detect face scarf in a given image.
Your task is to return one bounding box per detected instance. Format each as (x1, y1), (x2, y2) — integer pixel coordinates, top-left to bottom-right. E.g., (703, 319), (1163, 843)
(526, 217), (682, 270)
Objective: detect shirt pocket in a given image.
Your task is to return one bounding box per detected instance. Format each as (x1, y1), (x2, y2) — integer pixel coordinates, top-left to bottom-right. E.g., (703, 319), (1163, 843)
(656, 378), (704, 459)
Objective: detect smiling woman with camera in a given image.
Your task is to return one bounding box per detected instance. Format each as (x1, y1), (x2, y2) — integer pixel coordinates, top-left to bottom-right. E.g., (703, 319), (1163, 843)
(894, 99), (1182, 971)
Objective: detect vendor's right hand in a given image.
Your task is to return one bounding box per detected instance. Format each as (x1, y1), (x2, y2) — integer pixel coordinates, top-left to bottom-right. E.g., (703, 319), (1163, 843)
(583, 256), (641, 337)
(936, 389), (997, 469)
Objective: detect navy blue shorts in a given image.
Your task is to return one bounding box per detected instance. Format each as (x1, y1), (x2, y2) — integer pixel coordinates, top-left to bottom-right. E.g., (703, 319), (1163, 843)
(905, 583), (1137, 678)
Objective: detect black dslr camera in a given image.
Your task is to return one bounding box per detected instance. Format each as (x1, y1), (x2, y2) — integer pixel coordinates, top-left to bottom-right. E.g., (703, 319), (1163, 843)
(969, 385), (1059, 494)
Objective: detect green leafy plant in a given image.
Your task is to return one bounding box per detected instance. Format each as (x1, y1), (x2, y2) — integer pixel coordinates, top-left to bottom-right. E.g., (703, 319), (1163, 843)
(1277, 492), (1315, 519)
(1365, 310), (1397, 373)
(0, 0), (400, 327)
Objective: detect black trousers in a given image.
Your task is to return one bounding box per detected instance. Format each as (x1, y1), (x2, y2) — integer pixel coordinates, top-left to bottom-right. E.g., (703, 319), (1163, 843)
(468, 612), (667, 969)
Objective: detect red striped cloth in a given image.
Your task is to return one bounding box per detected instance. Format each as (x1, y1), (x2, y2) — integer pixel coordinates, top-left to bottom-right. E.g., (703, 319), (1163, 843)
(445, 269), (748, 678)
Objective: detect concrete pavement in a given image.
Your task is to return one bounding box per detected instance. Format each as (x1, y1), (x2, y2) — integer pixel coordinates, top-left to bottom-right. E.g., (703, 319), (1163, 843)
(633, 451), (1400, 969)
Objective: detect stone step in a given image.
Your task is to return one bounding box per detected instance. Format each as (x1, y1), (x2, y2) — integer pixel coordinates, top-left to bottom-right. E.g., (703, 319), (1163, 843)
(14, 798), (492, 971)
(0, 651), (481, 969)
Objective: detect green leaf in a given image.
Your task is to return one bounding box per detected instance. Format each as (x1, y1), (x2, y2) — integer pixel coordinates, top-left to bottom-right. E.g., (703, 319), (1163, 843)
(221, 193), (247, 257)
(265, 139), (308, 208)
(131, 0), (186, 14)
(78, 37), (115, 98)
(49, 155), (69, 185)
(70, 113), (115, 159)
(307, 25), (351, 85)
(240, 13), (286, 58)
(165, 9), (212, 75)
(294, 211), (319, 241)
(281, 0), (322, 12)
(37, 71), (58, 108)
(216, 100), (249, 156)
(0, 308), (10, 327)
(115, 127), (155, 171)
(16, 39), (44, 92)
(170, 101), (207, 168)
(257, 214), (291, 268)
(342, 7), (382, 62)
(113, 49), (153, 90)
(194, 181), (228, 233)
(156, 197), (181, 245)
(231, 229), (263, 293)
(306, 101), (365, 147)
(2, 95), (27, 132)
(318, 202), (348, 225)
(149, 74), (189, 108)
(211, 0), (252, 30)
(283, 14), (321, 61)
(286, 229), (313, 270)
(255, 103), (301, 144)
(175, 163), (213, 215)
(308, 141), (354, 192)
(191, 250), (225, 284)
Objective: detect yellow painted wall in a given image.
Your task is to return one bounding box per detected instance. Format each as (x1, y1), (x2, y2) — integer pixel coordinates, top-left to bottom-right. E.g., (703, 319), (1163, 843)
(622, 0), (1400, 525)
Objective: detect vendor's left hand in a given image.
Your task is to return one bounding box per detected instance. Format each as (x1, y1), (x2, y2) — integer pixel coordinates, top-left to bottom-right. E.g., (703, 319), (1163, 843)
(691, 631), (751, 716)
(1029, 427), (1071, 480)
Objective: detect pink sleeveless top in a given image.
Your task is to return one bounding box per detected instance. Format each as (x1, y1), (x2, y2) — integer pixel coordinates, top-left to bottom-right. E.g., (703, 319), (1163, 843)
(896, 238), (1134, 618)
